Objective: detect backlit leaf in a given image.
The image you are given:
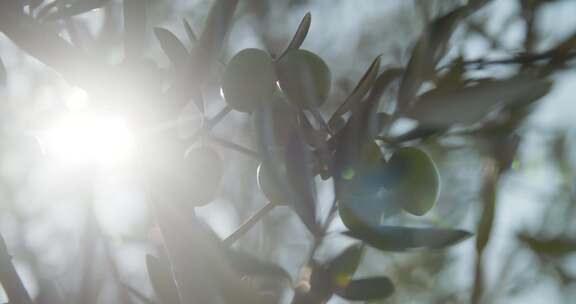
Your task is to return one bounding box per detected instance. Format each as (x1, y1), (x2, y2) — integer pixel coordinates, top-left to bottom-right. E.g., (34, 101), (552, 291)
(406, 75), (552, 127)
(278, 12), (311, 60)
(154, 27), (189, 66)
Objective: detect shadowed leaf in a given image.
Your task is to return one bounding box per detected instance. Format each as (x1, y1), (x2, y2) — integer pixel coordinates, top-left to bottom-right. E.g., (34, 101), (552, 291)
(334, 277), (395, 301)
(154, 27), (189, 66)
(397, 2), (486, 110)
(519, 233), (576, 258)
(225, 249), (290, 280)
(152, 203), (267, 304)
(324, 244), (364, 289)
(343, 225), (472, 251)
(329, 55), (381, 127)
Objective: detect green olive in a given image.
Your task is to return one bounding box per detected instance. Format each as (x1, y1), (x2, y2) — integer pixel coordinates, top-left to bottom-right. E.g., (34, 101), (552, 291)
(222, 48), (276, 113)
(336, 141), (383, 191)
(385, 147), (439, 216)
(257, 162), (291, 205)
(277, 49), (331, 110)
(184, 146), (223, 206)
(338, 192), (384, 232)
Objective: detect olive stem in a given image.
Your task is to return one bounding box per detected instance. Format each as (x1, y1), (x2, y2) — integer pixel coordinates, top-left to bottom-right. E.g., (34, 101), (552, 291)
(188, 105), (232, 144)
(309, 108), (334, 137)
(223, 201), (276, 246)
(207, 135), (261, 160)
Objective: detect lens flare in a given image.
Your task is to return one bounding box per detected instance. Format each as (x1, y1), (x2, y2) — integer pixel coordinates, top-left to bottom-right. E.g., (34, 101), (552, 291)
(39, 114), (134, 166)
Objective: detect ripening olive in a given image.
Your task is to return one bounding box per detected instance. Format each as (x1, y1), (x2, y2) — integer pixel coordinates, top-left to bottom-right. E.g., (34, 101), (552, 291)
(257, 162), (291, 205)
(222, 48), (276, 113)
(385, 147), (439, 216)
(277, 49), (331, 110)
(184, 146), (223, 206)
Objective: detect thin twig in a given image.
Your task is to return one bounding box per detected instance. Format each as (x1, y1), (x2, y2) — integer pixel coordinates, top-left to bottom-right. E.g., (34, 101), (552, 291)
(444, 49), (576, 69)
(223, 201), (276, 246)
(207, 135), (260, 160)
(187, 105), (232, 144)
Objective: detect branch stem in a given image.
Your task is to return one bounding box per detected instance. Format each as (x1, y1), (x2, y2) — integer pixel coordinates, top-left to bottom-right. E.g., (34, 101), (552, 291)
(223, 201), (276, 246)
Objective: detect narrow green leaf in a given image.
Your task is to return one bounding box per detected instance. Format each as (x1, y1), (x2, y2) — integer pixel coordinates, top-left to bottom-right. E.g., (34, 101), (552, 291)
(154, 27), (189, 66)
(343, 225), (472, 251)
(123, 0), (146, 61)
(182, 18), (197, 46)
(518, 233), (576, 258)
(334, 277), (395, 301)
(329, 55), (381, 127)
(397, 2), (486, 110)
(406, 75), (552, 127)
(225, 249), (290, 280)
(324, 244), (364, 289)
(0, 56), (6, 86)
(278, 12), (311, 60)
(146, 254), (181, 304)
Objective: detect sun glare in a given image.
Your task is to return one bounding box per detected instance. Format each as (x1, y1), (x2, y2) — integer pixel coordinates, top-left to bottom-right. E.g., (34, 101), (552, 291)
(39, 114), (134, 166)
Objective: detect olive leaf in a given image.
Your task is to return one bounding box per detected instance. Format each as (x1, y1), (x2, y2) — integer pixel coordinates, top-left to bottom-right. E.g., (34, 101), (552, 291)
(146, 254), (181, 304)
(154, 27), (189, 66)
(406, 75), (552, 127)
(343, 226), (472, 251)
(329, 55), (381, 128)
(334, 277), (395, 301)
(397, 2), (485, 110)
(0, 56), (6, 86)
(518, 233), (576, 258)
(152, 203), (267, 304)
(38, 0), (110, 22)
(225, 249), (291, 280)
(123, 0), (146, 61)
(323, 244), (364, 289)
(278, 12), (311, 60)
(182, 18), (197, 46)
(284, 127), (320, 235)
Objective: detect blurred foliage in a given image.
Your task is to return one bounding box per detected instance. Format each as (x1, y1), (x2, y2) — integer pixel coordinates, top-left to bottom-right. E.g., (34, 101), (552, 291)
(0, 0), (574, 303)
